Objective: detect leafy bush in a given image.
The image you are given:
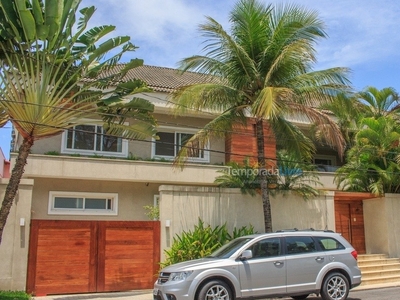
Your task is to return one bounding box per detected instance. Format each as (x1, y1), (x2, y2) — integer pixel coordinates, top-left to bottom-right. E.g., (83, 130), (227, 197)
(161, 219), (255, 268)
(0, 290), (31, 299)
(143, 205), (159, 220)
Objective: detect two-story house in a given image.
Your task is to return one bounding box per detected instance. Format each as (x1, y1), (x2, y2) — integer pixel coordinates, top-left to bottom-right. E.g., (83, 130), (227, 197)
(1, 65), (399, 296)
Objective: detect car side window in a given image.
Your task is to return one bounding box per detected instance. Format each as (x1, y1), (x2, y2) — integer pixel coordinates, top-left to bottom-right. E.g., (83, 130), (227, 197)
(316, 237), (345, 251)
(285, 236), (317, 255)
(247, 238), (281, 259)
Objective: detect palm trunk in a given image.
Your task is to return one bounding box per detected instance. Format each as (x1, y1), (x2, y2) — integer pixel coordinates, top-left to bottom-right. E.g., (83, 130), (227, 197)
(0, 137), (33, 244)
(255, 119), (272, 233)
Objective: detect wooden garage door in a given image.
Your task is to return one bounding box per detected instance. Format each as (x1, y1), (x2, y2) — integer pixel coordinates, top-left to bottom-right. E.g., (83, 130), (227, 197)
(27, 220), (160, 296)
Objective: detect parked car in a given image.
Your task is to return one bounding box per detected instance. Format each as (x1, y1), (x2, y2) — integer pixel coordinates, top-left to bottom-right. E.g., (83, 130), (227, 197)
(153, 229), (361, 300)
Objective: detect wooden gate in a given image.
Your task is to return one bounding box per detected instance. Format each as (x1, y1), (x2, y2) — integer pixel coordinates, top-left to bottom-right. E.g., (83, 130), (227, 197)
(334, 191), (379, 254)
(27, 220), (160, 296)
(334, 198), (366, 254)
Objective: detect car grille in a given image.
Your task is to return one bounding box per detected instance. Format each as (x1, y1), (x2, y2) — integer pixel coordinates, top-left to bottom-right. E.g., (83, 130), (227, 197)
(157, 272), (170, 284)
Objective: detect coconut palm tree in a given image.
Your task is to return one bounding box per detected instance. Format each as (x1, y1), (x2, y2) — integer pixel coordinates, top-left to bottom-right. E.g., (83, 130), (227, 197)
(0, 0), (156, 243)
(170, 0), (351, 232)
(318, 92), (362, 147)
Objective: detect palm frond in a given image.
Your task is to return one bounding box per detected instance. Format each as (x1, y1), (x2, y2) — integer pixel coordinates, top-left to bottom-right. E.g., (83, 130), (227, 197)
(171, 83), (241, 115)
(174, 109), (247, 167)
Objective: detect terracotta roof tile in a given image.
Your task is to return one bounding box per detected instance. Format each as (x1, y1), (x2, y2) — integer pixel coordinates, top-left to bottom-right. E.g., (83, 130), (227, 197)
(102, 64), (218, 93)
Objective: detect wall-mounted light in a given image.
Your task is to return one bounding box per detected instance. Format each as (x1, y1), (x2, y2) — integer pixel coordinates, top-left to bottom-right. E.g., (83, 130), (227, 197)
(165, 220), (171, 227)
(20, 218), (25, 227)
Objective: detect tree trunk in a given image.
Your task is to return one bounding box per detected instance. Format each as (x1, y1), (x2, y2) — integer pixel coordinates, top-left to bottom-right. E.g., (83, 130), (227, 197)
(255, 119), (272, 233)
(0, 137), (33, 244)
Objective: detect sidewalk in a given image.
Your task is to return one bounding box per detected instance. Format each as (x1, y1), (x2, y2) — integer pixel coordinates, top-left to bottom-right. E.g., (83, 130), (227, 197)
(33, 290), (153, 300)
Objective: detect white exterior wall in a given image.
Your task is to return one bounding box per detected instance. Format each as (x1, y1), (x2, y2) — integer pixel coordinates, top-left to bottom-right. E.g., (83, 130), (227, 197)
(0, 179), (34, 291)
(364, 194), (400, 258)
(271, 191), (336, 232)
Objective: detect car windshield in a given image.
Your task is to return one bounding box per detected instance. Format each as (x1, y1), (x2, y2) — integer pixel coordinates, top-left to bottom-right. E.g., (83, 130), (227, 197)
(208, 237), (253, 258)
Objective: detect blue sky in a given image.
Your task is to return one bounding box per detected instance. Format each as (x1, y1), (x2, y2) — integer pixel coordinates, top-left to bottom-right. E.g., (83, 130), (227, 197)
(1, 0), (399, 159)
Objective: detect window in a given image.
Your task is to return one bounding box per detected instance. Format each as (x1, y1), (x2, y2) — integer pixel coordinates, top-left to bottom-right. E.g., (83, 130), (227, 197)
(248, 238), (281, 259)
(48, 191), (118, 215)
(285, 236), (317, 254)
(313, 155), (337, 172)
(152, 128), (209, 162)
(316, 237), (345, 251)
(61, 124), (128, 157)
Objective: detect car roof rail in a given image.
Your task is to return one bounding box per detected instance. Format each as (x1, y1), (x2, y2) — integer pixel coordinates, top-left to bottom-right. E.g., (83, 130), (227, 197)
(275, 228), (335, 233)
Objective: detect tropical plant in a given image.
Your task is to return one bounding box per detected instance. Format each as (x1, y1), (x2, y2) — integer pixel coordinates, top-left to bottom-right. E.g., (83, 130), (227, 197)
(335, 116), (400, 194)
(318, 92), (362, 146)
(215, 150), (321, 200)
(0, 0), (157, 243)
(214, 157), (261, 196)
(171, 0), (350, 232)
(161, 218), (255, 267)
(274, 150), (321, 199)
(357, 86), (400, 118)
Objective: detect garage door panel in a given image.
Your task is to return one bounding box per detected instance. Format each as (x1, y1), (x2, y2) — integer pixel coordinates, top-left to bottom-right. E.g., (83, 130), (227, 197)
(27, 220), (97, 296)
(105, 251), (154, 260)
(97, 222), (159, 292)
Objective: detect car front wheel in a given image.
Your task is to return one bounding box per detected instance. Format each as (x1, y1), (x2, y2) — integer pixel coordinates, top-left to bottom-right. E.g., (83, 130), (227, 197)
(321, 272), (349, 300)
(197, 280), (232, 300)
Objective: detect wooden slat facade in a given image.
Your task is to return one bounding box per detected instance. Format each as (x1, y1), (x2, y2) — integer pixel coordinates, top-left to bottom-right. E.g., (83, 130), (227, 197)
(27, 220), (160, 296)
(225, 119), (276, 167)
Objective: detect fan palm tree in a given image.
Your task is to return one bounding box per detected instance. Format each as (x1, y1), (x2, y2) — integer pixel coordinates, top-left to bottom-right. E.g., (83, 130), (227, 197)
(171, 0), (351, 232)
(0, 0), (156, 243)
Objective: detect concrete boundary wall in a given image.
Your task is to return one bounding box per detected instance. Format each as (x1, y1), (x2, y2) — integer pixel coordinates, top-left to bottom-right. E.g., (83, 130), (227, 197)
(364, 194), (400, 258)
(158, 185), (335, 261)
(0, 179), (34, 291)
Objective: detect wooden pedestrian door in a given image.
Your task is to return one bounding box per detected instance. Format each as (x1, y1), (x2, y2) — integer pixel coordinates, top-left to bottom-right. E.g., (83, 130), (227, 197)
(335, 200), (366, 254)
(27, 220), (160, 296)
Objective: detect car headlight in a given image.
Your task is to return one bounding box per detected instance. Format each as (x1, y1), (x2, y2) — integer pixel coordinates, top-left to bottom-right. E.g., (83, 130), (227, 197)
(169, 271), (193, 282)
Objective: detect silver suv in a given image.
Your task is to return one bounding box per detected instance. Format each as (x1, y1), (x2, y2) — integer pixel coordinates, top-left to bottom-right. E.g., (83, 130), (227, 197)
(153, 229), (361, 300)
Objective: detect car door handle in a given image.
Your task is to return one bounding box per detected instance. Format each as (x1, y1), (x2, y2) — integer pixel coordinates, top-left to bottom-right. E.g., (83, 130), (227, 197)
(274, 261), (284, 266)
(315, 256), (325, 262)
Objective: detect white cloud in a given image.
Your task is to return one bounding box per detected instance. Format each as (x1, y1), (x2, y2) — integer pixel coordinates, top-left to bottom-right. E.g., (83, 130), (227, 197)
(82, 0), (400, 88)
(299, 0), (400, 68)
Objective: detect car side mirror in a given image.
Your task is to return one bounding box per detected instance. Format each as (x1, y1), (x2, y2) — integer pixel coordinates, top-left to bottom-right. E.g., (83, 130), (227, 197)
(240, 249), (253, 260)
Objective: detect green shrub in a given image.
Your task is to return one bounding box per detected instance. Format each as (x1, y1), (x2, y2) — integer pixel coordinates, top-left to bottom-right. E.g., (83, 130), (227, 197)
(161, 219), (255, 268)
(44, 150), (60, 155)
(0, 290), (31, 299)
(143, 205), (159, 220)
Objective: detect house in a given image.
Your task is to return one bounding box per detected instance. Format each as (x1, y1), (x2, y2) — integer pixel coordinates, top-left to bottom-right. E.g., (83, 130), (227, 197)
(0, 65), (399, 296)
(0, 147), (10, 178)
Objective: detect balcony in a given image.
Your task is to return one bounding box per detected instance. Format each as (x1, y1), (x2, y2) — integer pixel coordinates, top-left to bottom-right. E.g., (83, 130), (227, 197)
(11, 153), (338, 190)
(13, 154), (226, 185)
